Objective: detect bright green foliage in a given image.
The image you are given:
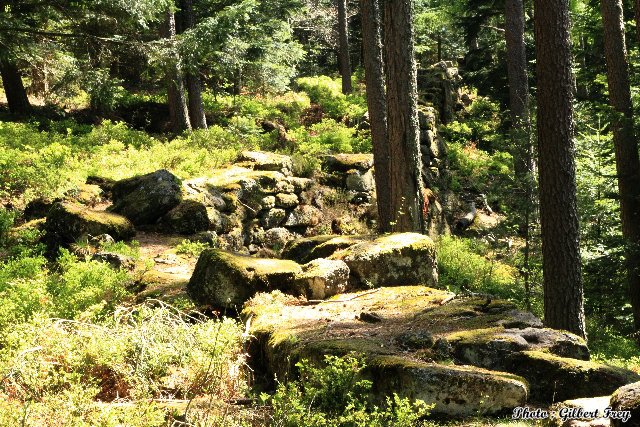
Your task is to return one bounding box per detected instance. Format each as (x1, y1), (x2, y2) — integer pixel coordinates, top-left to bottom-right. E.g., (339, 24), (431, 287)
(437, 236), (517, 297)
(175, 239), (212, 258)
(293, 118), (371, 155)
(48, 250), (131, 320)
(268, 354), (433, 427)
(296, 76), (368, 121)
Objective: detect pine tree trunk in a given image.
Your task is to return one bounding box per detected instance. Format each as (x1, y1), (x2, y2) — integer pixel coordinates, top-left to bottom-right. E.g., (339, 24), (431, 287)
(361, 0), (391, 232)
(337, 0), (353, 94)
(505, 0), (533, 204)
(534, 0), (586, 338)
(161, 10), (192, 133)
(635, 0), (640, 44)
(0, 57), (31, 115)
(601, 0), (640, 336)
(383, 0), (425, 233)
(181, 0), (207, 129)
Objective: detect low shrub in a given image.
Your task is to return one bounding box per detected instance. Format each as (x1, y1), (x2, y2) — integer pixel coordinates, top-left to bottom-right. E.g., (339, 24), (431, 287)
(267, 354), (432, 427)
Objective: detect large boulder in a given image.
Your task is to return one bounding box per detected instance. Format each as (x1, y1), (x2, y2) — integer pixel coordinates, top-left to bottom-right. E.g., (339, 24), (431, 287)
(110, 169), (182, 225)
(329, 233), (438, 288)
(158, 200), (210, 235)
(44, 202), (135, 250)
(242, 287), (531, 417)
(294, 259), (350, 300)
(504, 351), (640, 402)
(610, 382), (640, 427)
(187, 249), (302, 308)
(369, 356), (527, 417)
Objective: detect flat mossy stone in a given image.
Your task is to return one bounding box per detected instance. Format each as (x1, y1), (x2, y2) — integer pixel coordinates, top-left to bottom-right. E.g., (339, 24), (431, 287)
(447, 327), (589, 370)
(239, 151), (293, 175)
(44, 202), (135, 250)
(329, 232), (438, 288)
(187, 249), (302, 308)
(322, 153), (374, 173)
(110, 169), (182, 225)
(281, 235), (341, 263)
(505, 351), (640, 403)
(610, 382), (640, 427)
(367, 355), (528, 417)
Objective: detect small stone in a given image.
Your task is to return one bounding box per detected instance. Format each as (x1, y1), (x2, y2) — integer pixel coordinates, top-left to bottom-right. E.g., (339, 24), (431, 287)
(263, 227), (294, 249)
(357, 312), (383, 323)
(91, 252), (135, 270)
(345, 169), (375, 192)
(260, 208), (287, 229)
(261, 196), (276, 210)
(284, 205), (323, 228)
(275, 193), (299, 209)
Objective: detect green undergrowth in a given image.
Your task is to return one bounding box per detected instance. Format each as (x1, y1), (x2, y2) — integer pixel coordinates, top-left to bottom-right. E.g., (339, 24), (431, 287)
(265, 354), (434, 427)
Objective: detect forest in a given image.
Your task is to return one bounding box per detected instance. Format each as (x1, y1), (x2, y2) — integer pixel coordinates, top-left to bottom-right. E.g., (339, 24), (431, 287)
(2, 0), (640, 425)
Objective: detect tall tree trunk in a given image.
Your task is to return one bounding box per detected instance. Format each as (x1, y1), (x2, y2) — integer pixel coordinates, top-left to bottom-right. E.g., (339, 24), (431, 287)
(505, 0), (534, 305)
(601, 0), (640, 337)
(384, 0), (425, 233)
(337, 0), (353, 94)
(361, 0), (391, 232)
(534, 0), (586, 337)
(180, 0), (207, 129)
(635, 0), (640, 44)
(0, 57), (31, 115)
(161, 10), (192, 133)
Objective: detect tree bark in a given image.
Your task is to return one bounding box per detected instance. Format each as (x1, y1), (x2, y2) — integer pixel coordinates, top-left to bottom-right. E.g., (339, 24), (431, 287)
(180, 0), (207, 129)
(337, 0), (353, 94)
(600, 0), (640, 336)
(361, 0), (391, 232)
(383, 0), (425, 233)
(161, 10), (192, 133)
(635, 0), (640, 45)
(0, 57), (31, 115)
(534, 0), (586, 337)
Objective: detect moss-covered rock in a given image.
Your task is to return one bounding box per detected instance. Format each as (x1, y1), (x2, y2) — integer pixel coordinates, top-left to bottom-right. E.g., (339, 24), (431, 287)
(109, 169), (182, 225)
(44, 202), (135, 250)
(239, 151), (293, 176)
(368, 355), (528, 416)
(322, 154), (374, 173)
(610, 382), (640, 427)
(242, 286), (531, 417)
(281, 235), (341, 263)
(283, 204), (323, 228)
(187, 249), (302, 308)
(275, 193), (299, 209)
(505, 351), (640, 402)
(294, 259), (350, 299)
(158, 200), (210, 235)
(547, 396), (612, 427)
(329, 233), (438, 288)
(260, 208), (287, 229)
(447, 327), (589, 370)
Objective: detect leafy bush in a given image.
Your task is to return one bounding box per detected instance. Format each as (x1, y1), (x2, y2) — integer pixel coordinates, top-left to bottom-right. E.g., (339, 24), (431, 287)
(437, 236), (517, 299)
(296, 76), (368, 121)
(267, 354), (432, 427)
(48, 250), (131, 320)
(291, 118), (371, 158)
(175, 239), (211, 258)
